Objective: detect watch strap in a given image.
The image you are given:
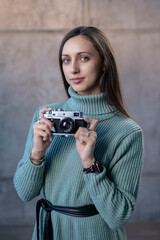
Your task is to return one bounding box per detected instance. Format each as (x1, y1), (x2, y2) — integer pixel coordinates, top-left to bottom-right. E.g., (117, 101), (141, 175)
(83, 161), (103, 174)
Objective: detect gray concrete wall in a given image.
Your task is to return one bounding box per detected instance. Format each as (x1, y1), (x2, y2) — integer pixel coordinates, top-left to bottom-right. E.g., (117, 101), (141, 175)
(0, 0), (160, 226)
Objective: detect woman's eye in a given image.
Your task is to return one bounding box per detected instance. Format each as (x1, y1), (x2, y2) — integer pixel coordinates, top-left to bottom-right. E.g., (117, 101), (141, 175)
(81, 56), (89, 62)
(62, 58), (70, 64)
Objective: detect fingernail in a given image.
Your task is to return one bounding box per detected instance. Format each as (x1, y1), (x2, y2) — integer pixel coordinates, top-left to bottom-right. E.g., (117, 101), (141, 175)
(84, 116), (88, 119)
(48, 107), (52, 110)
(52, 127), (56, 132)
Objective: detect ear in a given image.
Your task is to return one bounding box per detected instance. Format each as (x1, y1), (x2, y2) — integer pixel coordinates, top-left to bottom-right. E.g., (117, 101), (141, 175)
(102, 60), (107, 72)
(102, 63), (106, 72)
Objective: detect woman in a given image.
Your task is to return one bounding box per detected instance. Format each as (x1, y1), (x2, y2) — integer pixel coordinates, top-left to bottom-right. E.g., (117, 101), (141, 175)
(14, 26), (144, 240)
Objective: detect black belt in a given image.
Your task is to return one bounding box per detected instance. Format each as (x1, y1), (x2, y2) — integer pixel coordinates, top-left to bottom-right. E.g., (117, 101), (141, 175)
(36, 198), (99, 240)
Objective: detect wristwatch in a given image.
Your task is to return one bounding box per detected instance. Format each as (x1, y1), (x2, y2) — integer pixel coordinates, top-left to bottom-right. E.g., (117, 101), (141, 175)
(83, 161), (103, 174)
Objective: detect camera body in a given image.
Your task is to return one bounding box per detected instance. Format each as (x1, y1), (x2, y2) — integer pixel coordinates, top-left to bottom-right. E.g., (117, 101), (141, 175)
(43, 109), (87, 136)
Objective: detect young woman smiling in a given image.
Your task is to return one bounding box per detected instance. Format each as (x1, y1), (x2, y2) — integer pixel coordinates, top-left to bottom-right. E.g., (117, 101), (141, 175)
(14, 26), (144, 240)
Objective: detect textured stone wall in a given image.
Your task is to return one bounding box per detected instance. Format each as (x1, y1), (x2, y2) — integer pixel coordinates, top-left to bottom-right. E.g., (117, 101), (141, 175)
(0, 0), (160, 226)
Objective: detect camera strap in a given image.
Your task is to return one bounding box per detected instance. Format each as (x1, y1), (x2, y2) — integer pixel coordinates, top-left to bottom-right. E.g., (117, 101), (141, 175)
(36, 198), (99, 240)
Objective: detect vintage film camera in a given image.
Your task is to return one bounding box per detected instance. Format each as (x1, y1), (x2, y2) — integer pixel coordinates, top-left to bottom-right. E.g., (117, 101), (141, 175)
(43, 109), (87, 136)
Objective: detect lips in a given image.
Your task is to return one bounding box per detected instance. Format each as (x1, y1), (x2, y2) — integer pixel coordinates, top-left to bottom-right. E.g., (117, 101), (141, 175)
(70, 77), (85, 84)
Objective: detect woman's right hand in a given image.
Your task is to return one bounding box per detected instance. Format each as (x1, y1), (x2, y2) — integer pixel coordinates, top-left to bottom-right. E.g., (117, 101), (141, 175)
(31, 107), (54, 160)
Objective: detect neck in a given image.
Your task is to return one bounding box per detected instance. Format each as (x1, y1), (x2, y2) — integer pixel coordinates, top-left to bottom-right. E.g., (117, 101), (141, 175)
(63, 86), (117, 120)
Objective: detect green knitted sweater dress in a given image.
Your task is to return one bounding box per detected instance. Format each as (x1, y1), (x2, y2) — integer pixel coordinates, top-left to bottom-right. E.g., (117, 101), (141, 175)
(14, 86), (144, 240)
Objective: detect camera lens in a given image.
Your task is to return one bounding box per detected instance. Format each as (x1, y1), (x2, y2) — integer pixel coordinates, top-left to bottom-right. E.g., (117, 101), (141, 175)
(60, 118), (74, 133)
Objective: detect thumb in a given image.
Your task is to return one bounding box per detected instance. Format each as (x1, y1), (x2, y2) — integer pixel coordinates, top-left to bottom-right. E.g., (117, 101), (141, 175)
(84, 118), (98, 131)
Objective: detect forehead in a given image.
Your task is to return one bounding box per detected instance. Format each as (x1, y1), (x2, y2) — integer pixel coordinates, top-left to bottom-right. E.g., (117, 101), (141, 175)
(62, 35), (97, 55)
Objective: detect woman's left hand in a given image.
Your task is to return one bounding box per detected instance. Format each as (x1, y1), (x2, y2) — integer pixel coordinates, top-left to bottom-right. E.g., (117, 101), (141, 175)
(75, 118), (98, 168)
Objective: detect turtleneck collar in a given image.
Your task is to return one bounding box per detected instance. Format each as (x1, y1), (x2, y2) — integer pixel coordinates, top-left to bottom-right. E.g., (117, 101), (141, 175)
(63, 86), (117, 120)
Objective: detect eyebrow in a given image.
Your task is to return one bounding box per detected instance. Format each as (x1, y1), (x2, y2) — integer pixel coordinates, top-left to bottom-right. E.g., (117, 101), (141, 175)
(62, 51), (93, 56)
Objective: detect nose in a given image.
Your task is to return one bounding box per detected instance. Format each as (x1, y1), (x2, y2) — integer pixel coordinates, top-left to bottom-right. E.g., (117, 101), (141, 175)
(70, 60), (80, 74)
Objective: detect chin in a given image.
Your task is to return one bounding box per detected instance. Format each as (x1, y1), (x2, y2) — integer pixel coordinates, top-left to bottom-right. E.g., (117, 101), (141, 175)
(71, 85), (85, 93)
(74, 87), (88, 95)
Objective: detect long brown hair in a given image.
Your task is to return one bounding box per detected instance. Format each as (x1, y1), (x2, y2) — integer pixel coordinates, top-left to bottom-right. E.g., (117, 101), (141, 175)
(59, 26), (130, 118)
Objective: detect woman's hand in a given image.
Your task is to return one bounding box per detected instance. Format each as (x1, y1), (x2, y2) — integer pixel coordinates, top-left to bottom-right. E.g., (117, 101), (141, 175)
(31, 107), (54, 160)
(75, 118), (98, 168)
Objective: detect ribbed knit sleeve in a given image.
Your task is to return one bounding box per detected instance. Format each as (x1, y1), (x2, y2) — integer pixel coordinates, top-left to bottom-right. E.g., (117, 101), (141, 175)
(83, 129), (143, 230)
(14, 108), (46, 202)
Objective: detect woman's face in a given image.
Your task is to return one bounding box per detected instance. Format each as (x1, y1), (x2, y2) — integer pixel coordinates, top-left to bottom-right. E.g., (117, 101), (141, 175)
(61, 35), (103, 95)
